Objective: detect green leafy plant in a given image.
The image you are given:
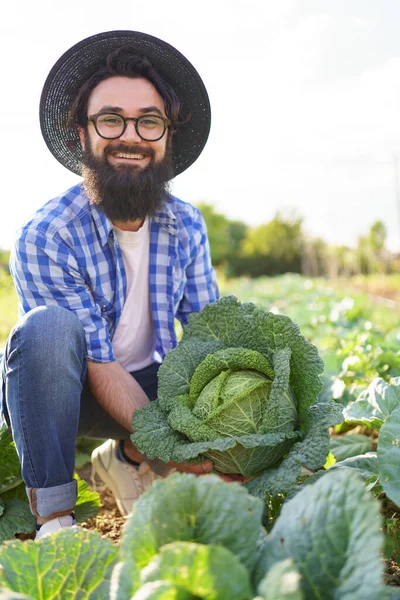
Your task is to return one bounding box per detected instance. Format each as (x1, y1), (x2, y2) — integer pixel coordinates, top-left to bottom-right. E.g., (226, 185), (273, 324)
(384, 515), (400, 566)
(0, 427), (35, 542)
(344, 377), (400, 429)
(0, 471), (391, 599)
(132, 296), (343, 497)
(330, 432), (374, 462)
(0, 426), (100, 543)
(0, 529), (118, 599)
(317, 452), (382, 496)
(0, 427), (22, 495)
(255, 558), (303, 599)
(334, 378), (400, 505)
(255, 469), (387, 600)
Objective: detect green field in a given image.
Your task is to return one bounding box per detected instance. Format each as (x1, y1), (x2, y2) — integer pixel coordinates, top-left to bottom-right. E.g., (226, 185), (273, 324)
(1, 271), (399, 402)
(1, 270), (399, 346)
(2, 271), (400, 594)
(0, 271), (17, 347)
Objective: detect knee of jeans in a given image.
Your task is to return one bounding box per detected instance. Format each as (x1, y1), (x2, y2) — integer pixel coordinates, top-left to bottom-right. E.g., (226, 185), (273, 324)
(7, 306), (86, 362)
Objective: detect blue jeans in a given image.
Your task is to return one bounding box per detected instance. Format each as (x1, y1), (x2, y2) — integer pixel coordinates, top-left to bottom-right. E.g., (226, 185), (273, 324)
(0, 305), (159, 518)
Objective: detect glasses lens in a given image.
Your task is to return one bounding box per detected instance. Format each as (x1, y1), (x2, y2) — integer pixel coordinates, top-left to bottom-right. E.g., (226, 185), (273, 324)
(95, 114), (125, 138)
(137, 115), (165, 140)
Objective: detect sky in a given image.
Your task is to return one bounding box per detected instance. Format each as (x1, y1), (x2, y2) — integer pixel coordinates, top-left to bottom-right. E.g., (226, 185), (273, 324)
(2, 0), (400, 251)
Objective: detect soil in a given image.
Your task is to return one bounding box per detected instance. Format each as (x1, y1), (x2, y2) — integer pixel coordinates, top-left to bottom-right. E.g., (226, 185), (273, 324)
(76, 463), (126, 544)
(15, 463), (126, 544)
(352, 281), (400, 305)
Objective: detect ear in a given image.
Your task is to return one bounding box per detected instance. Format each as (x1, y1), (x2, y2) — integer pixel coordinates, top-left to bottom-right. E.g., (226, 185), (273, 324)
(78, 127), (86, 150)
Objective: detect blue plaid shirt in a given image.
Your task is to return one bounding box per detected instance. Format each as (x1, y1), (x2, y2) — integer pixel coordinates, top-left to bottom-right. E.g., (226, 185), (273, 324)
(10, 183), (219, 363)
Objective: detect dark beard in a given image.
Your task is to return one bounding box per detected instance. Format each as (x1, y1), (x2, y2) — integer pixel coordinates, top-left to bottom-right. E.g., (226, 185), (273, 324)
(81, 135), (174, 222)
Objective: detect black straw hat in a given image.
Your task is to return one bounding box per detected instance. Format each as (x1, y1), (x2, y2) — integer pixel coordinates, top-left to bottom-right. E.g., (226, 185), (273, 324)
(40, 30), (211, 177)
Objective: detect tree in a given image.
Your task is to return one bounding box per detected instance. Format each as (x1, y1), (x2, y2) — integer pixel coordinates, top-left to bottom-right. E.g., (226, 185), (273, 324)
(196, 203), (231, 266)
(240, 213), (304, 276)
(225, 220), (248, 277)
(368, 220), (387, 256)
(356, 221), (388, 275)
(301, 237), (329, 277)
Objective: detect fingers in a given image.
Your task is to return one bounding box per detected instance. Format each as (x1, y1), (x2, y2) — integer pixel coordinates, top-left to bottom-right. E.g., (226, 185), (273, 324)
(191, 461), (213, 474)
(169, 460), (250, 482)
(172, 461), (213, 474)
(217, 473), (248, 484)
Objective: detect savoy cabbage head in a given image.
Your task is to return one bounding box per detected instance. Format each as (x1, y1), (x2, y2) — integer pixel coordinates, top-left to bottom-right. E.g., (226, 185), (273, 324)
(132, 296), (343, 492)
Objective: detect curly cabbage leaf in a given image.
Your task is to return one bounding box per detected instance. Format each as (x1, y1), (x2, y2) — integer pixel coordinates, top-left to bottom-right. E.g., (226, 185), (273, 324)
(0, 529), (118, 598)
(139, 541), (253, 599)
(0, 473), (388, 600)
(256, 469), (386, 600)
(377, 405), (400, 505)
(0, 427), (22, 495)
(257, 559), (303, 599)
(330, 433), (374, 462)
(114, 473), (385, 600)
(246, 401), (343, 499)
(110, 473), (265, 599)
(120, 473), (264, 573)
(0, 500), (35, 543)
(132, 296), (340, 484)
(344, 377), (400, 430)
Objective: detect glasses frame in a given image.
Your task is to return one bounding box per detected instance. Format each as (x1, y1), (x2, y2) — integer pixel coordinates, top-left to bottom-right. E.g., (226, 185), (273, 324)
(87, 112), (172, 141)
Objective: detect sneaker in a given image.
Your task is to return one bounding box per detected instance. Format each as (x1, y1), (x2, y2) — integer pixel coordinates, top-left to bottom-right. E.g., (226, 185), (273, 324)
(35, 514), (76, 540)
(91, 439), (160, 516)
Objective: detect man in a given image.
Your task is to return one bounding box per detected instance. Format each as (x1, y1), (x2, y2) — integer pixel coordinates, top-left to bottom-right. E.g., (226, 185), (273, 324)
(0, 31), (238, 540)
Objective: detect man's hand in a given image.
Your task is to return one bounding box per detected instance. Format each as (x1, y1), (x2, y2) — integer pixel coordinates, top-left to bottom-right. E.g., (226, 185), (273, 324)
(218, 473), (251, 484)
(169, 460), (213, 475)
(169, 460), (249, 484)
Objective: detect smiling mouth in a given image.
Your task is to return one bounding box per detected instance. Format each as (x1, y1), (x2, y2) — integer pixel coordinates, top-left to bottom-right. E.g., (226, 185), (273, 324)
(112, 152), (149, 160)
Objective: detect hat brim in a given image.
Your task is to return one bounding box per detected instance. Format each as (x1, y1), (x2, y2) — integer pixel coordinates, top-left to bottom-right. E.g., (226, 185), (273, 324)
(40, 30), (211, 177)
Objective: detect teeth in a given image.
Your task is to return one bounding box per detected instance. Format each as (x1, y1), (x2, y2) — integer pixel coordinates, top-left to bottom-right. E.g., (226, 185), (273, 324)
(115, 152), (145, 159)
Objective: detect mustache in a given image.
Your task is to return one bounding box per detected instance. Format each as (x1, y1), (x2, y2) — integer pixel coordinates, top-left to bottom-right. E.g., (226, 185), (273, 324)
(103, 143), (155, 159)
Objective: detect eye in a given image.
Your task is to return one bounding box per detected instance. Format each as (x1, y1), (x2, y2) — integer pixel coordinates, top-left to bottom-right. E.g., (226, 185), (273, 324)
(98, 114), (124, 127)
(139, 116), (162, 128)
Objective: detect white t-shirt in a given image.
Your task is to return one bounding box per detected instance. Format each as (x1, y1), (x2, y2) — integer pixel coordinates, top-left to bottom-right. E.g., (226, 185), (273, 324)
(111, 220), (156, 372)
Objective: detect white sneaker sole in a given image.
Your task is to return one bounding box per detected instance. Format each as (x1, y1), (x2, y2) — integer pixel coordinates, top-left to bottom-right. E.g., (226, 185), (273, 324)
(91, 447), (129, 516)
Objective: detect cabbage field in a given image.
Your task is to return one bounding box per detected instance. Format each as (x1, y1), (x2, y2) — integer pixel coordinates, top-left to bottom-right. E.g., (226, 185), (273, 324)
(1, 274), (400, 599)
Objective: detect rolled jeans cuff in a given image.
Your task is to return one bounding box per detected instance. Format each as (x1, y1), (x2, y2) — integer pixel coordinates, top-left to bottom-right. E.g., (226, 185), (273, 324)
(27, 480), (78, 518)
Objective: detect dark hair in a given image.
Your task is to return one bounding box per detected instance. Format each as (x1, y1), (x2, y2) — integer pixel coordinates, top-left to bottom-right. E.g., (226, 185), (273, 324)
(68, 46), (183, 131)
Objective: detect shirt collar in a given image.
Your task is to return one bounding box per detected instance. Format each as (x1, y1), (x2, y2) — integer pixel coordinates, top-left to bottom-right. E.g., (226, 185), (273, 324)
(152, 199), (177, 234)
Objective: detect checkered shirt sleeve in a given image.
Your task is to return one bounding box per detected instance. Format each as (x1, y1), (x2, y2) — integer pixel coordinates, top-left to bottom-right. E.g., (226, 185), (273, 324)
(176, 208), (219, 326)
(10, 227), (114, 362)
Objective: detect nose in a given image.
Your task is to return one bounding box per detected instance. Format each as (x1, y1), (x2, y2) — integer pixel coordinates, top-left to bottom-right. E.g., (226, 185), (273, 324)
(120, 120), (142, 142)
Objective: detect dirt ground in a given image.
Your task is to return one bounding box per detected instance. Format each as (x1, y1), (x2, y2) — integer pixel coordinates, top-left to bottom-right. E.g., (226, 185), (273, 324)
(76, 463), (126, 544)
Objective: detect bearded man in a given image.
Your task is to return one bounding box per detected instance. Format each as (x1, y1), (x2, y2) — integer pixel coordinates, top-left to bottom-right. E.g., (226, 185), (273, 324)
(0, 31), (242, 540)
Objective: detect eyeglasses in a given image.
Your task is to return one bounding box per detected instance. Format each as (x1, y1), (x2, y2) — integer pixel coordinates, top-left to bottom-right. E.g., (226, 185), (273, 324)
(87, 112), (171, 141)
